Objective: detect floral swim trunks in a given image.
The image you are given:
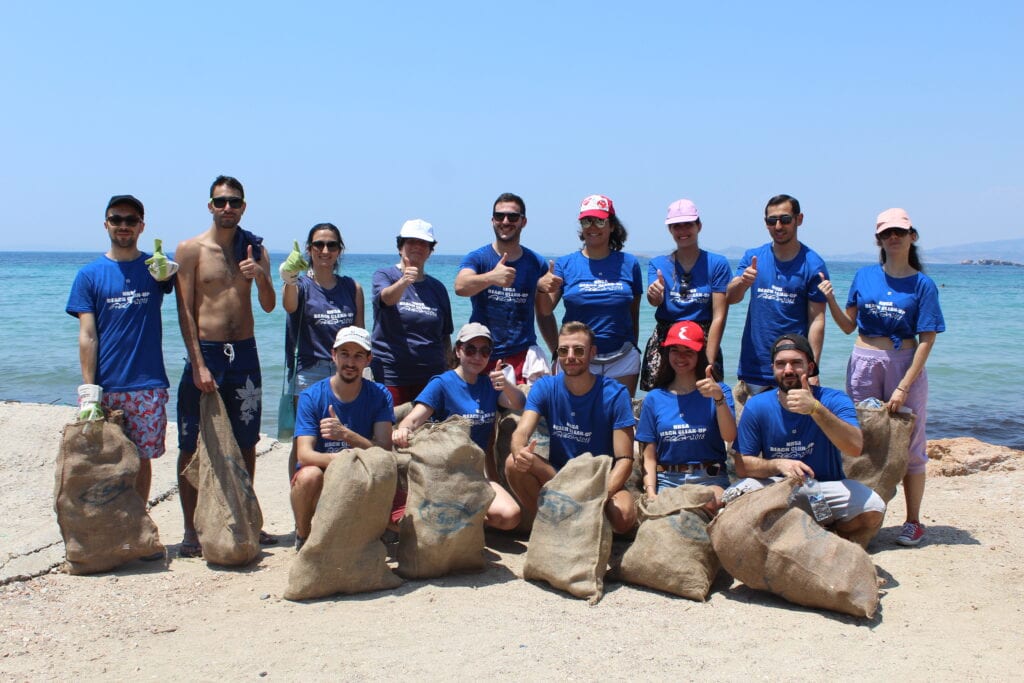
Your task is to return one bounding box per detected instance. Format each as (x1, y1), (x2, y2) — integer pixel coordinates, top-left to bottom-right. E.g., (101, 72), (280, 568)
(102, 388), (170, 460)
(177, 338), (263, 453)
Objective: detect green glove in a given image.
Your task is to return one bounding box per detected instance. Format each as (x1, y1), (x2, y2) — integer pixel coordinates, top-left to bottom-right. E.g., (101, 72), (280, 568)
(145, 239), (179, 281)
(279, 240), (310, 285)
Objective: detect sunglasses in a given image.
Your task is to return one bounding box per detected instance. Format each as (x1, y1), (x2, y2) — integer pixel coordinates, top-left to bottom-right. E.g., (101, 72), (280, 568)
(556, 345), (588, 359)
(676, 273), (692, 298)
(764, 214), (795, 227)
(579, 217), (609, 228)
(493, 211), (522, 223)
(878, 228), (911, 240)
(107, 215), (141, 227)
(311, 240), (342, 252)
(210, 196), (244, 209)
(461, 343), (492, 358)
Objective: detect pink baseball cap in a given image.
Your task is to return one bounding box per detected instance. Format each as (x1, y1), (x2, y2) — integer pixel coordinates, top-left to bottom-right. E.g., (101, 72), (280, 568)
(578, 194), (615, 219)
(662, 321), (705, 352)
(876, 208), (913, 234)
(665, 199), (700, 225)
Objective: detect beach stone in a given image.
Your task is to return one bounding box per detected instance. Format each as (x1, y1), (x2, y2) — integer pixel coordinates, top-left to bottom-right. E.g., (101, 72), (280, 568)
(926, 438), (1024, 477)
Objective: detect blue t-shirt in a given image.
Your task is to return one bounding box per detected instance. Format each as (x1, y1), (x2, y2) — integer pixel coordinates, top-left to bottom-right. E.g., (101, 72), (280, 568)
(294, 378), (395, 456)
(735, 243), (829, 385)
(735, 386), (857, 482)
(647, 251), (731, 323)
(415, 370), (500, 451)
(459, 244), (548, 357)
(555, 250), (642, 354)
(285, 274), (359, 373)
(636, 385), (734, 465)
(65, 254), (169, 392)
(370, 266), (454, 386)
(846, 264), (945, 348)
(525, 374), (636, 470)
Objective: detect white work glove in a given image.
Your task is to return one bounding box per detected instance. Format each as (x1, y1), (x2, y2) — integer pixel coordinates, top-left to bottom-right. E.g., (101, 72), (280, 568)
(77, 384), (104, 421)
(145, 239), (179, 281)
(279, 240), (309, 285)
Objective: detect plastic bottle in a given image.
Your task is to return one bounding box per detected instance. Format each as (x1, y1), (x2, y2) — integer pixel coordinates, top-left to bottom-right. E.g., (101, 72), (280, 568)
(805, 475), (834, 524)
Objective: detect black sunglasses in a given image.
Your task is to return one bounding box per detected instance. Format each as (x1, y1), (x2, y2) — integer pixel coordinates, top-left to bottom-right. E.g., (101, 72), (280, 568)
(878, 228), (912, 240)
(765, 214), (795, 227)
(493, 211), (522, 223)
(461, 343), (492, 358)
(210, 196), (244, 209)
(311, 240), (342, 252)
(107, 215), (141, 227)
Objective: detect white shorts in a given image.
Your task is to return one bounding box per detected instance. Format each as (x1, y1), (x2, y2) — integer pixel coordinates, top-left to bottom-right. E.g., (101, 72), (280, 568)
(726, 476), (885, 522)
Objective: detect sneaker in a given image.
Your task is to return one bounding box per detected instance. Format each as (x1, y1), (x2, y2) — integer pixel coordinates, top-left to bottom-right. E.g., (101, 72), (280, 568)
(896, 521), (926, 546)
(295, 535), (306, 551)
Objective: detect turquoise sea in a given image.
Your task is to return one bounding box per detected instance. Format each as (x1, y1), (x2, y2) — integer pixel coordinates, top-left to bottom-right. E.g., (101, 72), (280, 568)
(1, 251), (1020, 449)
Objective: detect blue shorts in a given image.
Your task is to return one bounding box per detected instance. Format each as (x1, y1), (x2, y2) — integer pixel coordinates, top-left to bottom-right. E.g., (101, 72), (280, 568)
(294, 358), (335, 395)
(177, 338), (262, 453)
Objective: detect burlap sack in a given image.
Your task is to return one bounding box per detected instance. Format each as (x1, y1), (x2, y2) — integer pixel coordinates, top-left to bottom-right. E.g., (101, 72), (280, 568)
(523, 454), (612, 604)
(493, 407), (551, 533)
(285, 446), (402, 599)
(708, 477), (879, 617)
(618, 486), (719, 601)
(732, 380), (752, 422)
(843, 406), (914, 503)
(182, 392), (263, 566)
(54, 412), (164, 574)
(396, 417), (495, 578)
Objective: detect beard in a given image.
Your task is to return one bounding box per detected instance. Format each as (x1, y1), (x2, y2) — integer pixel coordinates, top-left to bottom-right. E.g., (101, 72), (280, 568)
(776, 374), (800, 393)
(338, 369), (361, 384)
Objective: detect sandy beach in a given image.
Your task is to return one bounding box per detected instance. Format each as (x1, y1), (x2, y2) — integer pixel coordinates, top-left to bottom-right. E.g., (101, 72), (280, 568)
(2, 399), (1023, 680)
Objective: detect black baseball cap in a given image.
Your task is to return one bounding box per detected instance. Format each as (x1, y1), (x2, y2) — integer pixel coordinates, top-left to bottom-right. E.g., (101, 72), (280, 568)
(771, 333), (819, 377)
(106, 194), (144, 219)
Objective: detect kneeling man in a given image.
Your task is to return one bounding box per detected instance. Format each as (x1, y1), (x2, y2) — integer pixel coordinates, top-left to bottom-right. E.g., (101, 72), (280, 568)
(730, 334), (885, 547)
(291, 327), (395, 549)
(507, 321), (637, 533)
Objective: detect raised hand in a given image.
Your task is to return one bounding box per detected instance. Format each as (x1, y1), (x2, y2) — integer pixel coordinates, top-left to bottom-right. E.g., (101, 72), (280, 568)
(784, 373), (818, 415)
(740, 255), (758, 287)
(537, 259), (563, 294)
(489, 361), (508, 391)
(647, 269), (666, 304)
(696, 364), (723, 400)
(491, 252), (516, 288)
(320, 404), (348, 441)
(511, 438), (538, 472)
(816, 271), (835, 300)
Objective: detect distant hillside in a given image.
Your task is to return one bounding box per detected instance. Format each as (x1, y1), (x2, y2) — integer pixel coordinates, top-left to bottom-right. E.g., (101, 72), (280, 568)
(922, 238), (1024, 264)
(705, 238), (1024, 265)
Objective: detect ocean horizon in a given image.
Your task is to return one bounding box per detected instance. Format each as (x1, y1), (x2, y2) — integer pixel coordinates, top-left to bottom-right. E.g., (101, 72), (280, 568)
(2, 250), (1020, 450)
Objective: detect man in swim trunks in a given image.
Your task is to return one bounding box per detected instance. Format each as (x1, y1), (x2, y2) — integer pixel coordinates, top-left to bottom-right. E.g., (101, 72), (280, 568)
(291, 326), (395, 549)
(727, 194), (829, 393)
(67, 194), (175, 504)
(506, 321), (637, 533)
(174, 175), (276, 556)
(455, 192), (558, 383)
(727, 334), (885, 548)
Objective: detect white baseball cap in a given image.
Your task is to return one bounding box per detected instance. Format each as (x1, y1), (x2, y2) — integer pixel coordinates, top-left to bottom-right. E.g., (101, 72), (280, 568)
(398, 219), (437, 243)
(333, 326), (372, 351)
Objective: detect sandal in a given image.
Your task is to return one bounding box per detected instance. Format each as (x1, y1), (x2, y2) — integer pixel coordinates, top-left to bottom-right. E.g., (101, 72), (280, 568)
(179, 539), (203, 558)
(259, 530), (278, 545)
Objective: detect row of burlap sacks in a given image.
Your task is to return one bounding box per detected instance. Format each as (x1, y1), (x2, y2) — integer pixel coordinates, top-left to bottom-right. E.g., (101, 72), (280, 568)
(54, 393), (264, 574)
(55, 389), (912, 618)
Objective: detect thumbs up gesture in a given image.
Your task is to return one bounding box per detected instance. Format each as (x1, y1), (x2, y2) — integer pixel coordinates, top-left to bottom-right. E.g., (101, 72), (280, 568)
(647, 268), (667, 305)
(320, 404), (348, 440)
(537, 259), (563, 294)
(816, 270), (836, 301)
(512, 438), (538, 472)
(145, 238), (179, 281)
(784, 373), (818, 415)
(279, 239), (310, 285)
(491, 252), (517, 288)
(696, 364), (724, 400)
(740, 255), (758, 287)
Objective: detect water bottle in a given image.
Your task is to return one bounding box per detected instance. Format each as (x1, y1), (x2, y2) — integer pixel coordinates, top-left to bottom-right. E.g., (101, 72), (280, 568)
(805, 475), (834, 524)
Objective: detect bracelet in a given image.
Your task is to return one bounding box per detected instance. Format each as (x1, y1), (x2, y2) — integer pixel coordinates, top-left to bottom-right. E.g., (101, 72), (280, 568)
(810, 400), (821, 416)
(714, 397), (725, 406)
(894, 386), (907, 393)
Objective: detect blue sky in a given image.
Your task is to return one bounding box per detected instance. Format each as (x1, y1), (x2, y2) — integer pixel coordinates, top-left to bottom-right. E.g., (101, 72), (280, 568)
(2, 2), (1021, 256)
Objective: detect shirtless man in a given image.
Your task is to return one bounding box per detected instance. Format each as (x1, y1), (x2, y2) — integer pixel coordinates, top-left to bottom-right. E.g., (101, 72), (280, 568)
(174, 175), (276, 557)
